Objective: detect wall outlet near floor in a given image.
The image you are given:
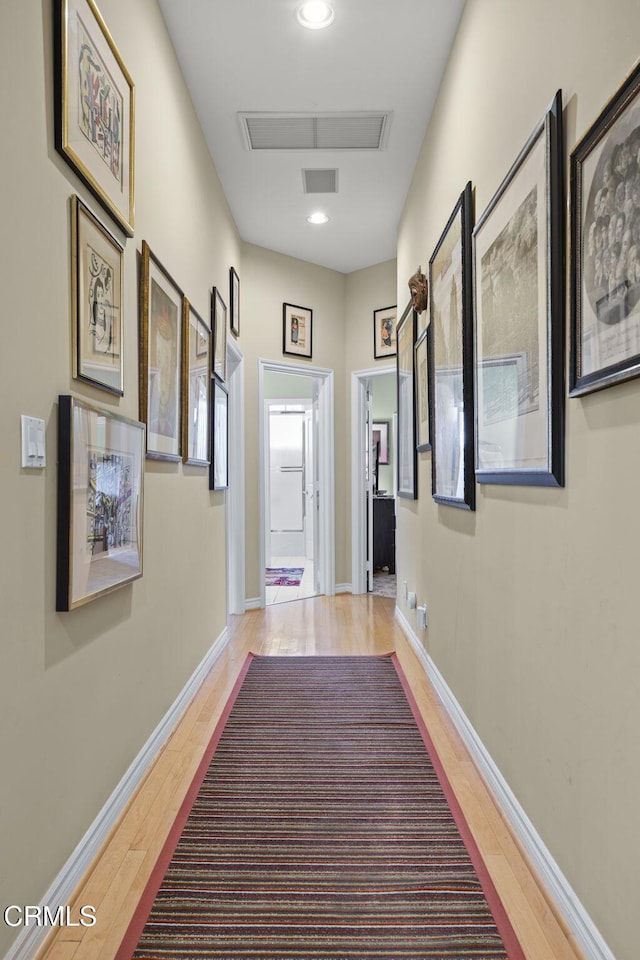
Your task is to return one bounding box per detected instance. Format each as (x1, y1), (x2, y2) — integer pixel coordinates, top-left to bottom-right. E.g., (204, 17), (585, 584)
(407, 591), (417, 610)
(402, 580), (408, 600)
(417, 604), (427, 630)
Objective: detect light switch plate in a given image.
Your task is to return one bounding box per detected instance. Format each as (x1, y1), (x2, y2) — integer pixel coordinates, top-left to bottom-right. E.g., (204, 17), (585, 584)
(21, 415), (46, 468)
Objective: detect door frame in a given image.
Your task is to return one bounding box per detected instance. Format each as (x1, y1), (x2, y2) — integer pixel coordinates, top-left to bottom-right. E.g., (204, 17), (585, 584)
(258, 358), (335, 609)
(226, 337), (245, 616)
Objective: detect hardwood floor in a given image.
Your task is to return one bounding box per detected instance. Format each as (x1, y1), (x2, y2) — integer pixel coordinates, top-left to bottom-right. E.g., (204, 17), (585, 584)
(37, 595), (585, 960)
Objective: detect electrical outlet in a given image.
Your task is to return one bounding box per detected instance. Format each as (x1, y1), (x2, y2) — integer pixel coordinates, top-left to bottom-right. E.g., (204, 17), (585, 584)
(407, 591), (417, 610)
(417, 605), (427, 630)
(402, 580), (408, 601)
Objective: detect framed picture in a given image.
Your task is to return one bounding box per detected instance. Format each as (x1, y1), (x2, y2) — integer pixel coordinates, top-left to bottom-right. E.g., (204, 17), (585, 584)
(570, 61), (640, 395)
(373, 305), (397, 359)
(71, 194), (123, 395)
(396, 302), (417, 499)
(473, 90), (565, 487)
(56, 394), (144, 611)
(54, 0), (135, 236)
(414, 328), (431, 453)
(212, 287), (227, 382)
(230, 266), (240, 337)
(283, 303), (312, 358)
(372, 421), (390, 464)
(139, 241), (184, 461)
(210, 377), (229, 491)
(182, 301), (211, 466)
(428, 182), (475, 510)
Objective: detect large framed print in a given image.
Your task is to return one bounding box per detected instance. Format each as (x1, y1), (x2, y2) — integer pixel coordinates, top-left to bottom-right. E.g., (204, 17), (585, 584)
(212, 287), (228, 382)
(56, 395), (144, 611)
(139, 241), (183, 461)
(210, 377), (229, 491)
(71, 194), (123, 395)
(372, 421), (390, 464)
(283, 303), (313, 359)
(396, 303), (417, 499)
(428, 182), (475, 510)
(414, 328), (431, 453)
(54, 0), (135, 236)
(373, 305), (397, 359)
(230, 267), (240, 337)
(570, 61), (640, 395)
(182, 301), (211, 466)
(473, 90), (565, 487)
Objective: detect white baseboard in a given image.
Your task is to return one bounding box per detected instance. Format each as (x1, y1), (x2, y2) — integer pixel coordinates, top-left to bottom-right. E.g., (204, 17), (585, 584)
(335, 583), (352, 594)
(244, 597), (261, 610)
(394, 607), (615, 960)
(4, 627), (230, 960)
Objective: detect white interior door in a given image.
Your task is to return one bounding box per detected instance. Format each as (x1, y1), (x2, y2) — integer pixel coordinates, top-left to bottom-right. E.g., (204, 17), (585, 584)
(365, 382), (374, 592)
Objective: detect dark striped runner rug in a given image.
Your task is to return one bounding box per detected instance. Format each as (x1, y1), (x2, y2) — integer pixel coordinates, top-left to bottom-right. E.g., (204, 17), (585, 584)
(116, 655), (525, 959)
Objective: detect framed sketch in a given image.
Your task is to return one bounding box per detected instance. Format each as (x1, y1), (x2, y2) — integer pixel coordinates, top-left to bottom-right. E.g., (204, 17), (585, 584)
(372, 421), (390, 464)
(71, 195), (123, 395)
(54, 0), (135, 236)
(212, 287), (227, 382)
(396, 303), (417, 498)
(210, 377), (229, 490)
(230, 266), (240, 337)
(373, 305), (397, 359)
(570, 61), (640, 395)
(182, 301), (211, 466)
(56, 394), (144, 611)
(473, 90), (565, 487)
(428, 182), (475, 510)
(139, 241), (183, 461)
(283, 303), (312, 358)
(414, 328), (431, 453)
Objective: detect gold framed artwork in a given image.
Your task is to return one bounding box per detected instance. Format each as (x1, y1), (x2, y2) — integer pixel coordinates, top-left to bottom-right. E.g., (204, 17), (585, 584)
(54, 0), (135, 235)
(183, 300), (211, 467)
(71, 195), (123, 395)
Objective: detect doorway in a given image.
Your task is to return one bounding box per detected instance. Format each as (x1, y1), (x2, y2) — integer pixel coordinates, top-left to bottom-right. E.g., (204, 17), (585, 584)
(226, 337), (245, 616)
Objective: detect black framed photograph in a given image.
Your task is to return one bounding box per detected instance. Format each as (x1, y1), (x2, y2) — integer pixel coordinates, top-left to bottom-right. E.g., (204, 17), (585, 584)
(473, 90), (564, 487)
(396, 302), (417, 498)
(212, 287), (228, 382)
(230, 266), (240, 337)
(283, 302), (312, 358)
(210, 377), (229, 491)
(372, 421), (390, 464)
(414, 328), (431, 453)
(570, 61), (640, 396)
(183, 300), (211, 466)
(54, 0), (135, 236)
(428, 182), (475, 510)
(56, 395), (144, 611)
(373, 305), (397, 359)
(71, 195), (124, 396)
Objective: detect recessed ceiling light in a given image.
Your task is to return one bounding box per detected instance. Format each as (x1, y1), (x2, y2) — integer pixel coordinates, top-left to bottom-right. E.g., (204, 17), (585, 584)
(297, 1), (335, 30)
(307, 211), (329, 224)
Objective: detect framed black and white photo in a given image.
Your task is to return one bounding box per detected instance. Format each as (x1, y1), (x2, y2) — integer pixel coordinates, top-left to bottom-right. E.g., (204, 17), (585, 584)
(210, 377), (229, 491)
(283, 303), (312, 359)
(414, 328), (431, 453)
(230, 266), (240, 337)
(428, 182), (475, 509)
(396, 302), (417, 498)
(212, 287), (227, 382)
(56, 395), (144, 611)
(570, 61), (640, 395)
(182, 300), (211, 467)
(373, 305), (397, 359)
(473, 90), (564, 487)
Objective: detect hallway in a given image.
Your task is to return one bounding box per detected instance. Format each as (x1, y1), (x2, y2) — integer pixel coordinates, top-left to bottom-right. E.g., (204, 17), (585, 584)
(38, 596), (583, 960)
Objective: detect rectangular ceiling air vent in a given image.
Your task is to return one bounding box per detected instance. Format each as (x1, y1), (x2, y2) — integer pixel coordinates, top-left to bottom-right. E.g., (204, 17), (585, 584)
(239, 112), (391, 151)
(302, 169), (338, 194)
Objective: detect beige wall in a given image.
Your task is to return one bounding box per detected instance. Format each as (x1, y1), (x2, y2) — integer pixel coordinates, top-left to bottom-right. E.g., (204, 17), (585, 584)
(397, 1), (640, 957)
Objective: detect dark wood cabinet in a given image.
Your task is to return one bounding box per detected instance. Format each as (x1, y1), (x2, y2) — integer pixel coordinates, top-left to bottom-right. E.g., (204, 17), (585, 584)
(373, 496), (395, 573)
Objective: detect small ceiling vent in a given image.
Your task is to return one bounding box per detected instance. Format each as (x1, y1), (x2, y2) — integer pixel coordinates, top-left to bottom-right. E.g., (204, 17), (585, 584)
(239, 112), (391, 151)
(303, 168), (338, 193)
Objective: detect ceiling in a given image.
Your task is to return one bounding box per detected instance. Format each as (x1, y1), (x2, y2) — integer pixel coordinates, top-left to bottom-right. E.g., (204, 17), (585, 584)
(157, 0), (466, 274)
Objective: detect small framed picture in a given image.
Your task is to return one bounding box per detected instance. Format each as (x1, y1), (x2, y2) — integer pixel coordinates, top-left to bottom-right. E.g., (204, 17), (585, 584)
(397, 303), (417, 499)
(210, 377), (229, 491)
(139, 241), (184, 461)
(183, 300), (211, 466)
(414, 328), (431, 453)
(373, 305), (397, 359)
(283, 303), (312, 358)
(230, 266), (240, 337)
(71, 195), (123, 395)
(372, 421), (390, 464)
(212, 287), (227, 382)
(56, 394), (144, 611)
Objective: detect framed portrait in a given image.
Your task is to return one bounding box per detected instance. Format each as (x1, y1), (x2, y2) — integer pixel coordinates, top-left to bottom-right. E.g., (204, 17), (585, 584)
(230, 266), (240, 337)
(212, 287), (227, 382)
(570, 61), (640, 395)
(71, 194), (123, 395)
(182, 301), (211, 467)
(414, 328), (431, 453)
(372, 421), (390, 464)
(139, 241), (183, 461)
(54, 0), (135, 236)
(473, 90), (565, 487)
(373, 305), (397, 359)
(428, 182), (475, 510)
(283, 303), (312, 358)
(210, 377), (229, 491)
(56, 394), (144, 611)
(396, 302), (417, 499)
